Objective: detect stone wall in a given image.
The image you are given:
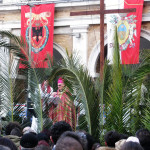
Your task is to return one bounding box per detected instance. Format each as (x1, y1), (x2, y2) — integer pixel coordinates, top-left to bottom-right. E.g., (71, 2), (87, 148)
(0, 1), (150, 76)
(54, 34), (73, 54)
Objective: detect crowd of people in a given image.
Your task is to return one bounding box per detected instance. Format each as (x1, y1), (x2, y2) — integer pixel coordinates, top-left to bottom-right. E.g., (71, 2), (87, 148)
(0, 120), (149, 150)
(0, 78), (149, 150)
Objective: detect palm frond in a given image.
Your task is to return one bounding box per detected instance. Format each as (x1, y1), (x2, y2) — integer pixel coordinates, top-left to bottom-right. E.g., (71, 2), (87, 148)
(104, 28), (150, 136)
(104, 29), (126, 133)
(0, 30), (149, 141)
(47, 52), (100, 140)
(0, 31), (48, 132)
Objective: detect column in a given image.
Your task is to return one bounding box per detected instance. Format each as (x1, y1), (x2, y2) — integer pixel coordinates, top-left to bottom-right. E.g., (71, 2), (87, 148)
(70, 25), (89, 66)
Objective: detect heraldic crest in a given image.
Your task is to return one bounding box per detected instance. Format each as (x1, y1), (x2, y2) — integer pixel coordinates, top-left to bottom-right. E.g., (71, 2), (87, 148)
(25, 12), (51, 53)
(110, 15), (137, 51)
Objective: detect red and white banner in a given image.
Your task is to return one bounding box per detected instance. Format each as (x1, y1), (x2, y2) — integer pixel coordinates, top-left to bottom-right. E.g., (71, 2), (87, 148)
(21, 4), (55, 68)
(107, 0), (144, 64)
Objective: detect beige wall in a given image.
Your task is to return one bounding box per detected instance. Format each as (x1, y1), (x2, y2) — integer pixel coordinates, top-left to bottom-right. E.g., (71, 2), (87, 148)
(0, 3), (150, 62)
(55, 5), (100, 18)
(54, 34), (73, 55)
(141, 4), (150, 31)
(0, 11), (20, 22)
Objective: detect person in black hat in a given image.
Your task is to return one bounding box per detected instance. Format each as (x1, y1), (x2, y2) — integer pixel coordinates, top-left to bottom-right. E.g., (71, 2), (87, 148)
(20, 133), (38, 150)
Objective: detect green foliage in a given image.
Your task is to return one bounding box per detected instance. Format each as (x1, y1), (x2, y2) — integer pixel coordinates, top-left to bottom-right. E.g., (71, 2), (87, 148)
(0, 30), (149, 143)
(47, 52), (101, 140)
(104, 29), (125, 134)
(103, 29), (150, 138)
(0, 31), (54, 132)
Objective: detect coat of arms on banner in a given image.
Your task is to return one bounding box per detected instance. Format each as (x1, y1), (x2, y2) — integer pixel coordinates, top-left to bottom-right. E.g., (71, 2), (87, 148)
(25, 12), (51, 53)
(110, 15), (137, 51)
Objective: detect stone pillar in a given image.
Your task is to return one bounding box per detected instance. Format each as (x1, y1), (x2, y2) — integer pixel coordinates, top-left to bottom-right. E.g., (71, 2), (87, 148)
(70, 25), (89, 66)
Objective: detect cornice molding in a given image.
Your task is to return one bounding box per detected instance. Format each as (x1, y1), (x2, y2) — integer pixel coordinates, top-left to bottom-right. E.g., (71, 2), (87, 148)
(0, 13), (150, 30)
(0, 0), (150, 11)
(0, 1), (100, 11)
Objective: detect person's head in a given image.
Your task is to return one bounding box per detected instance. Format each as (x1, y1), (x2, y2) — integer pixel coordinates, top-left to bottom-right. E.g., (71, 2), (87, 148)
(76, 132), (88, 150)
(0, 145), (11, 150)
(35, 145), (51, 150)
(23, 126), (31, 134)
(35, 140), (51, 150)
(10, 127), (23, 137)
(104, 131), (121, 147)
(96, 147), (116, 150)
(36, 133), (49, 144)
(41, 128), (51, 139)
(0, 137), (17, 150)
(55, 131), (84, 150)
(120, 141), (144, 150)
(57, 77), (65, 91)
(22, 126), (36, 135)
(44, 80), (49, 86)
(50, 121), (72, 144)
(86, 133), (96, 150)
(76, 131), (96, 150)
(136, 128), (150, 150)
(92, 143), (100, 150)
(21, 148), (35, 150)
(126, 136), (140, 143)
(115, 139), (126, 150)
(41, 129), (52, 146)
(20, 133), (38, 149)
(5, 122), (22, 135)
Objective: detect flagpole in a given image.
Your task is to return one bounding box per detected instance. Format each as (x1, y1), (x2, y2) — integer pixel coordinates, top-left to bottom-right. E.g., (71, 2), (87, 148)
(27, 3), (34, 99)
(29, 5), (32, 65)
(28, 5), (31, 99)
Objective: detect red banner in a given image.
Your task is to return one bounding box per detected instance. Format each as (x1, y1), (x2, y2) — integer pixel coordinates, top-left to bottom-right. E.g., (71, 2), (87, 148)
(21, 4), (54, 68)
(121, 0), (144, 64)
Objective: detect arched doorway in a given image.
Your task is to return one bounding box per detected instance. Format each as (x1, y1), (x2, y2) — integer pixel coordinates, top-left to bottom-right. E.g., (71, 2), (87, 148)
(53, 43), (66, 62)
(95, 37), (150, 72)
(88, 30), (150, 77)
(53, 48), (63, 62)
(96, 45), (108, 73)
(88, 35), (107, 77)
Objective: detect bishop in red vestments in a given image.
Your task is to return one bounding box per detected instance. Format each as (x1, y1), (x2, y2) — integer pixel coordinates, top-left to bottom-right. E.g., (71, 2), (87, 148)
(52, 78), (76, 130)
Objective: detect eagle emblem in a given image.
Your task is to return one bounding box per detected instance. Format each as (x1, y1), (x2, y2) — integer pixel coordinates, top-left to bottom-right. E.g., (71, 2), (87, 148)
(25, 12), (50, 53)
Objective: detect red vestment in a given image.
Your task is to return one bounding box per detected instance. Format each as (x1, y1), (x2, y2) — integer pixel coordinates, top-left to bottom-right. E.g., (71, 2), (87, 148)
(53, 90), (76, 130)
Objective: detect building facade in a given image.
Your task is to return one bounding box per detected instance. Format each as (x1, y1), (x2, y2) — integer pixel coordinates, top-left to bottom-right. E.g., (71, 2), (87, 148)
(0, 0), (150, 77)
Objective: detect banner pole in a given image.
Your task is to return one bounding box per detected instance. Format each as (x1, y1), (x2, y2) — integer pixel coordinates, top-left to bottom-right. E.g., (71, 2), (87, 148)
(29, 6), (32, 65)
(28, 3), (34, 99)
